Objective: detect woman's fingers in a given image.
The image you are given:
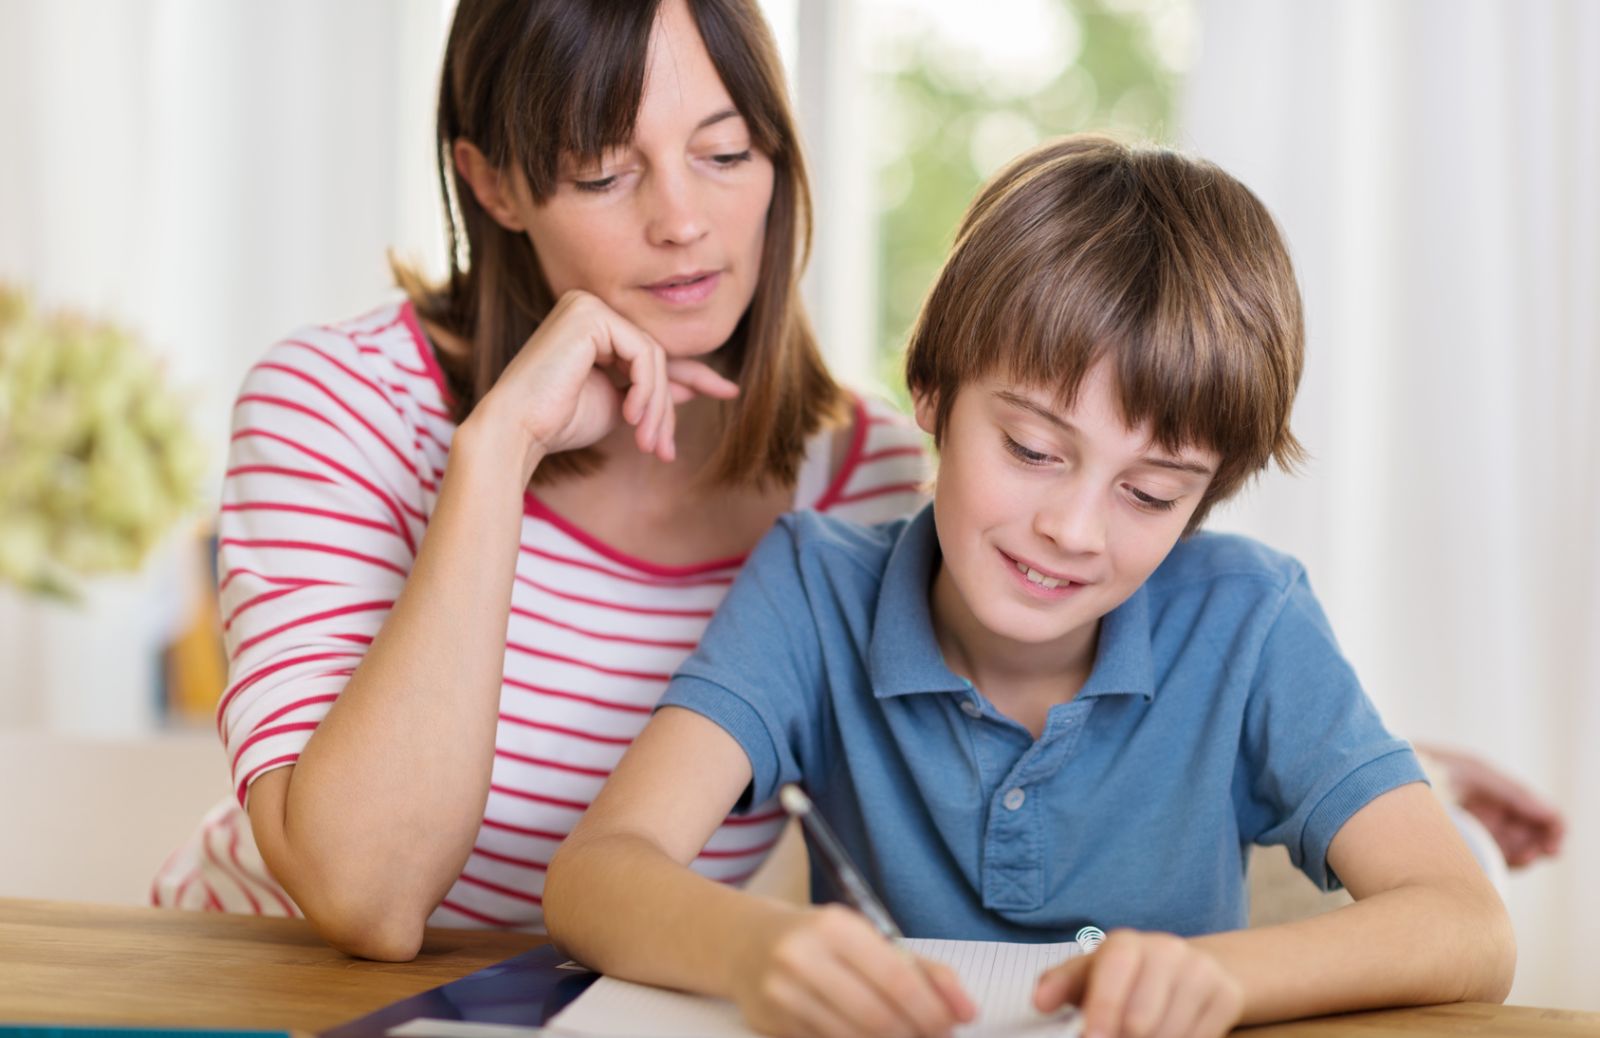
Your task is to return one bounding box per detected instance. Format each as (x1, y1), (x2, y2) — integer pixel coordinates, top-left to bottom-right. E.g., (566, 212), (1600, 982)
(656, 353), (677, 462)
(596, 313), (665, 455)
(666, 358), (741, 400)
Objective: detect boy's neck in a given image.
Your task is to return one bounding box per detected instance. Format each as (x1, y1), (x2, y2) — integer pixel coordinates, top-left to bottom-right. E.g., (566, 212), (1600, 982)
(929, 563), (1099, 732)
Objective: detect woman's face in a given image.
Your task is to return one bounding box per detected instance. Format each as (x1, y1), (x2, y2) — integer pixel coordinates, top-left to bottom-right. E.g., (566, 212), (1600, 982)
(521, 0), (775, 359)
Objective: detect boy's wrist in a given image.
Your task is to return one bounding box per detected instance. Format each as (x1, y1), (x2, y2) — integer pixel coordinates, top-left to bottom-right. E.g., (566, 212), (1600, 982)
(722, 899), (810, 1000)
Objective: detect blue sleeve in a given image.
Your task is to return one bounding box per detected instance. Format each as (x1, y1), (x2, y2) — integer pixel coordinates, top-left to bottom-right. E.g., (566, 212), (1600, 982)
(658, 518), (827, 812)
(1237, 568), (1427, 890)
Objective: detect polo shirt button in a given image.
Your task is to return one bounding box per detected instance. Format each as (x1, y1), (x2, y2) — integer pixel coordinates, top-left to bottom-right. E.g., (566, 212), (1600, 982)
(960, 700), (982, 719)
(1003, 787), (1026, 811)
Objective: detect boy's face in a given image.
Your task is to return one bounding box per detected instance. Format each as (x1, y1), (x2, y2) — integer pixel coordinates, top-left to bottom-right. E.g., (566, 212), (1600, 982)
(916, 360), (1219, 671)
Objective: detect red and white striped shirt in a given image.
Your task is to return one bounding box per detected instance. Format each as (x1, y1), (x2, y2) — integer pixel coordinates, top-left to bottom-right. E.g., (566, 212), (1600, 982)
(151, 300), (929, 929)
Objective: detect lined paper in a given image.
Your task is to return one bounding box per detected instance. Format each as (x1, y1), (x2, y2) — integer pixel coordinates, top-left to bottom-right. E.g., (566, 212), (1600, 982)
(547, 938), (1084, 1037)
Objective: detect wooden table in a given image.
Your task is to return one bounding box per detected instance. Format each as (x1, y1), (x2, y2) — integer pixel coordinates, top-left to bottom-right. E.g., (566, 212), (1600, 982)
(3, 898), (1597, 1036)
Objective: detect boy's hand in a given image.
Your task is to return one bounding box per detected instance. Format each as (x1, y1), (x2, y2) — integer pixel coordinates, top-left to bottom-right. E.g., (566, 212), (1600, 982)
(733, 905), (976, 1038)
(1033, 930), (1242, 1038)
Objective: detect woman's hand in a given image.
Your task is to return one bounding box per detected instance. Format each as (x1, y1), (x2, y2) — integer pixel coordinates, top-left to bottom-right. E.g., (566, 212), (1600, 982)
(1033, 930), (1242, 1038)
(732, 905), (975, 1038)
(1413, 742), (1565, 868)
(471, 290), (741, 481)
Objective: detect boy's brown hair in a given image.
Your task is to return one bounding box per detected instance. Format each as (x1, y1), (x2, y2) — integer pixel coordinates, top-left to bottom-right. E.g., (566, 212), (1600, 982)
(904, 134), (1306, 531)
(395, 0), (846, 488)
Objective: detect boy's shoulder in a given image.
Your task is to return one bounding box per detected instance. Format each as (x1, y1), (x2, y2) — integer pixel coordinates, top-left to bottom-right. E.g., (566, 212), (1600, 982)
(1147, 530), (1307, 600)
(770, 508), (914, 578)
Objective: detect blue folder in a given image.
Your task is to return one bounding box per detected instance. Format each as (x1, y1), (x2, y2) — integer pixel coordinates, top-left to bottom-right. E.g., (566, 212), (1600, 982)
(321, 944), (598, 1038)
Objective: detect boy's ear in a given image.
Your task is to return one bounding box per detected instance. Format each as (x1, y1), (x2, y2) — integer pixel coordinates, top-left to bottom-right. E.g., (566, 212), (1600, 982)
(453, 139), (529, 232)
(911, 390), (938, 437)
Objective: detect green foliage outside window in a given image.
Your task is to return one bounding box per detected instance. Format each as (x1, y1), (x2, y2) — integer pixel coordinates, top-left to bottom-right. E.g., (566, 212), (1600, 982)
(872, 0), (1188, 402)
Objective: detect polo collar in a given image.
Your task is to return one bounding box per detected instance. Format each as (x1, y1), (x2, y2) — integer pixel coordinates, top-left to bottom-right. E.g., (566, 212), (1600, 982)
(867, 503), (1157, 702)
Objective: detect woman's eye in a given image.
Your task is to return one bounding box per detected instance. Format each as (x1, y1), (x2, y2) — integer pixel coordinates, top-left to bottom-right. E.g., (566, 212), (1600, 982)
(710, 149), (754, 168)
(1128, 486), (1178, 512)
(1002, 434), (1052, 465)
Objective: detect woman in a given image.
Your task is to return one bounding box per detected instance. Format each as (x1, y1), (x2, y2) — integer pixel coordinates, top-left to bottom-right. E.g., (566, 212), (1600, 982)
(152, 0), (926, 960)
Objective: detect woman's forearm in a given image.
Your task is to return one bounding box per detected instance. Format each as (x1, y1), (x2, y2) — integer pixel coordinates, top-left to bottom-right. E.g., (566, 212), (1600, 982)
(252, 412), (538, 954)
(1196, 876), (1515, 1025)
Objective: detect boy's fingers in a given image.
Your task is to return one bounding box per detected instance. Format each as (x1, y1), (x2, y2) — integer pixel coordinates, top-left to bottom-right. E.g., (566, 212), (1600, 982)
(1148, 958), (1212, 1038)
(1033, 957), (1088, 1012)
(1191, 986), (1243, 1038)
(1121, 943), (1181, 1037)
(922, 959), (977, 1022)
(1080, 937), (1141, 1038)
(831, 941), (950, 1037)
(811, 962), (917, 1038)
(762, 970), (847, 1038)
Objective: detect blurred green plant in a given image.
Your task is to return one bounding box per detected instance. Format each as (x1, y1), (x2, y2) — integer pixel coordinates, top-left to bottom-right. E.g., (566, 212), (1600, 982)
(0, 285), (204, 599)
(873, 0), (1188, 400)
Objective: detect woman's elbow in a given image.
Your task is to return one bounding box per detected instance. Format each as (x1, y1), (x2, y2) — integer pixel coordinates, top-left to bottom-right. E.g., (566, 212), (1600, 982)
(306, 898), (429, 961)
(282, 866), (436, 961)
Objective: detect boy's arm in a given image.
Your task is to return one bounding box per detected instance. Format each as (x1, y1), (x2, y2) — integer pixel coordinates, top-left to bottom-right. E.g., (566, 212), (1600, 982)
(543, 705), (787, 992)
(1035, 782), (1514, 1035)
(1195, 781), (1514, 1022)
(543, 706), (973, 1037)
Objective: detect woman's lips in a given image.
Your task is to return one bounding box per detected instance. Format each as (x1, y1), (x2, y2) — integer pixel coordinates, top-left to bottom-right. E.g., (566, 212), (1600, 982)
(643, 271), (721, 306)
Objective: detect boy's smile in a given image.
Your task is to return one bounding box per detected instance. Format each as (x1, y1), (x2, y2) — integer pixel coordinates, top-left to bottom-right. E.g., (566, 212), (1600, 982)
(916, 360), (1219, 696)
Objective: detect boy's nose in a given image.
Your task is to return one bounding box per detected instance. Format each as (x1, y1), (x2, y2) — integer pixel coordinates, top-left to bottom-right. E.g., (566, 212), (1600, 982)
(1034, 486), (1107, 558)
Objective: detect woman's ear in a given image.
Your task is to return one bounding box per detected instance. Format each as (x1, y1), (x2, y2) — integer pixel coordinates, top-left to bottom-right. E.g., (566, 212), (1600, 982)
(453, 139), (529, 232)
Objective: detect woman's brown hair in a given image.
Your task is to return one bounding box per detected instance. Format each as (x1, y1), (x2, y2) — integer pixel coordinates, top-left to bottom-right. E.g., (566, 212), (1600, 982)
(904, 134), (1306, 531)
(395, 0), (846, 487)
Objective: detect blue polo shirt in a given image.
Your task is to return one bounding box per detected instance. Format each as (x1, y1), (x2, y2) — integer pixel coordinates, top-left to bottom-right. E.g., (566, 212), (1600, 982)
(659, 504), (1424, 941)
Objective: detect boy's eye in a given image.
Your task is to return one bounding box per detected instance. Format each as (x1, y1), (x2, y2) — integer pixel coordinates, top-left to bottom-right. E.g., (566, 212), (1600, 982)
(573, 174), (620, 193)
(1128, 486), (1178, 512)
(1001, 434), (1053, 465)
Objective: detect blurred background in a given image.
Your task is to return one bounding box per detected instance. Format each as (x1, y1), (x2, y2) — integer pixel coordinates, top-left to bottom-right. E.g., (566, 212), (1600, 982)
(0, 0), (1594, 1009)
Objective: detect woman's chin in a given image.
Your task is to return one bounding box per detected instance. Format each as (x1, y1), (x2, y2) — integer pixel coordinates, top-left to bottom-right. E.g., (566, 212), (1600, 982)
(640, 317), (741, 362)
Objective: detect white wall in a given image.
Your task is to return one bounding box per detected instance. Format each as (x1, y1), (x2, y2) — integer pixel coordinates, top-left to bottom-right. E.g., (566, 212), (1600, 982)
(1184, 0), (1600, 1010)
(0, 0), (451, 734)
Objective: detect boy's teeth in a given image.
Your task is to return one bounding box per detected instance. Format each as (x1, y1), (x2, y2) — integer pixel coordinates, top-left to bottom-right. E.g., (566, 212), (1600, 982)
(1014, 560), (1062, 589)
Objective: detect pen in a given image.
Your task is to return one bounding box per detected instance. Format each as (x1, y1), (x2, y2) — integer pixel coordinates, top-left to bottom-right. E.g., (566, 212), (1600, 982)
(778, 783), (903, 940)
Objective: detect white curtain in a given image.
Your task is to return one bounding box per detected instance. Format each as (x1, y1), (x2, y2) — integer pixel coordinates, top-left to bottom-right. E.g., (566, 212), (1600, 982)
(1183, 0), (1600, 1009)
(0, 0), (451, 731)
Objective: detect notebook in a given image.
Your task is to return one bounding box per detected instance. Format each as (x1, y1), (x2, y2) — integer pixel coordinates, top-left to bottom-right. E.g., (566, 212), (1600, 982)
(544, 938), (1084, 1037)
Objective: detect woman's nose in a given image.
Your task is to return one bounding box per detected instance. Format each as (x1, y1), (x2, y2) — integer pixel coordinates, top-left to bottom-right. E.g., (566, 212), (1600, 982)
(644, 169), (709, 247)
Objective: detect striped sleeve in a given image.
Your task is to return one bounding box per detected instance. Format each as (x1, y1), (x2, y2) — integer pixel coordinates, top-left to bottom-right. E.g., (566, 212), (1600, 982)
(216, 327), (431, 807)
(816, 395), (931, 523)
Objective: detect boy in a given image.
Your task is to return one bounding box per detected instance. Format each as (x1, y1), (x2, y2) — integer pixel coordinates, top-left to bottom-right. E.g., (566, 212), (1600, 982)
(543, 135), (1514, 1038)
